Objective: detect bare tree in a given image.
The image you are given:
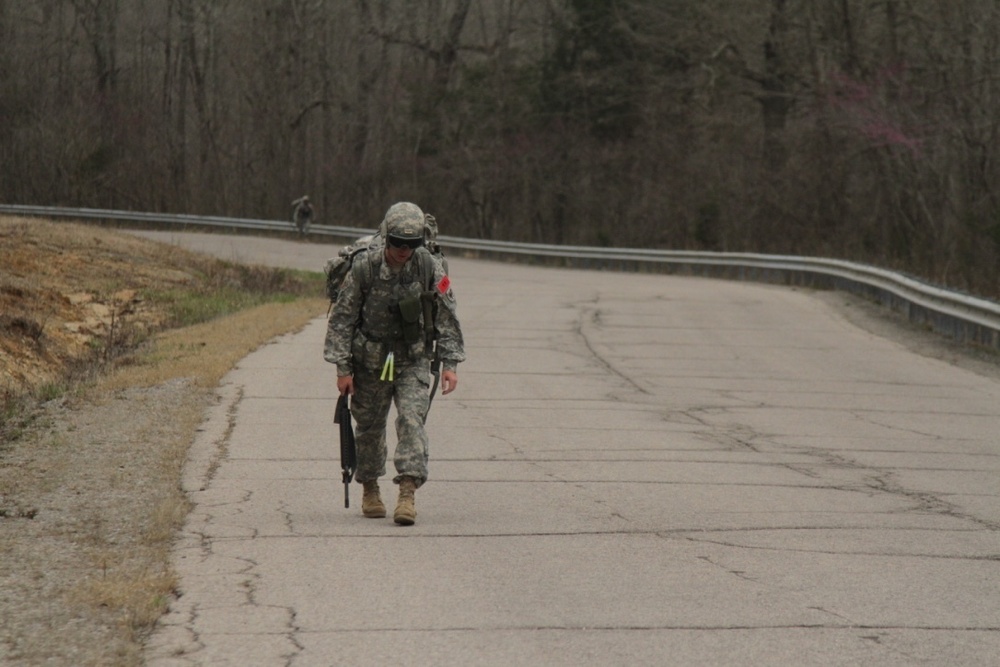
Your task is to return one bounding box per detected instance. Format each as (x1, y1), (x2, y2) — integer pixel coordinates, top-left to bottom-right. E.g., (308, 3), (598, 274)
(2, 0), (999, 296)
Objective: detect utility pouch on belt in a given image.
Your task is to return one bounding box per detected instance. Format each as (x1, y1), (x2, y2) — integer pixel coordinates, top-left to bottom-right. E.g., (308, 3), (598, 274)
(353, 332), (386, 373)
(398, 294), (423, 346)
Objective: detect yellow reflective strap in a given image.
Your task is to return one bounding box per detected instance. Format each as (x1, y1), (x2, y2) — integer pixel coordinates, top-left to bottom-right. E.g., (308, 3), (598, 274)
(380, 351), (395, 382)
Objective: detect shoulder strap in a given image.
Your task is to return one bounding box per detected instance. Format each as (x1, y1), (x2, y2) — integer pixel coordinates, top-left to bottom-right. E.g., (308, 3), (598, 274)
(363, 247), (381, 291)
(347, 248), (374, 293)
(414, 247), (436, 290)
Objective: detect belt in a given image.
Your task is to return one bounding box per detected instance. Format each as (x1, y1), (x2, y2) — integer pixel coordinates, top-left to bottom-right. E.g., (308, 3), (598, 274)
(360, 328), (400, 345)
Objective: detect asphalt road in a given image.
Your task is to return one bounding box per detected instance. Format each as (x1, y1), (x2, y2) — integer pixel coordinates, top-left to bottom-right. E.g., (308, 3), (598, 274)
(136, 231), (1000, 666)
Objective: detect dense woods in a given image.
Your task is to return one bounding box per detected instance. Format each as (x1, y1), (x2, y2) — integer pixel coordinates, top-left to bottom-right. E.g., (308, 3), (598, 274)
(1, 0), (999, 298)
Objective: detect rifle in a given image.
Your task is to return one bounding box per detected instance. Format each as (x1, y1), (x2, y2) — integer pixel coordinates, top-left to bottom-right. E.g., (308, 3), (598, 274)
(425, 349), (441, 423)
(334, 394), (357, 508)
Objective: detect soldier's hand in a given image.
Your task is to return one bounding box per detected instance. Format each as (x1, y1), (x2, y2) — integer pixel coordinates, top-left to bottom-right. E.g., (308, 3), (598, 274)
(337, 375), (354, 396)
(441, 370), (458, 395)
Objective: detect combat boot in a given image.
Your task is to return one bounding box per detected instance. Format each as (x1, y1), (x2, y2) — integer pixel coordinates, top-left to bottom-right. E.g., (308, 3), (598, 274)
(361, 480), (386, 518)
(394, 477), (417, 525)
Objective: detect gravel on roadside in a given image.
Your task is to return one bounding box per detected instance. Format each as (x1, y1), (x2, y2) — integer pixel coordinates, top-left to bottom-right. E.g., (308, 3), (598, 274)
(0, 378), (213, 666)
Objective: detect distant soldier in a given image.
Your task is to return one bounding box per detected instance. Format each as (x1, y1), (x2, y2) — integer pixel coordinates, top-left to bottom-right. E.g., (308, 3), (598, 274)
(291, 195), (313, 237)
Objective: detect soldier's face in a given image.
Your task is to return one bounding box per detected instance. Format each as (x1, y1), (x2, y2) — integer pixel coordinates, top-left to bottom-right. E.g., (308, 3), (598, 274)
(385, 244), (414, 268)
(385, 234), (422, 268)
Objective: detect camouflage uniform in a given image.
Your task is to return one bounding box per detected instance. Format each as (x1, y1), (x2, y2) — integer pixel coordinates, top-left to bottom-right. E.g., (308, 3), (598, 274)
(324, 203), (465, 488)
(291, 196), (313, 236)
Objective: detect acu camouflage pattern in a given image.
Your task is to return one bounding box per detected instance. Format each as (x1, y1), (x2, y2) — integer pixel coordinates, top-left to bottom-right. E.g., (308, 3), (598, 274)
(324, 241), (465, 487)
(349, 358), (432, 486)
(383, 201), (425, 238)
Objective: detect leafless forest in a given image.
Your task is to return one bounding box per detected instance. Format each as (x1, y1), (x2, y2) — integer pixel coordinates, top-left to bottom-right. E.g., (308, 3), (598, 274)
(2, 1), (999, 298)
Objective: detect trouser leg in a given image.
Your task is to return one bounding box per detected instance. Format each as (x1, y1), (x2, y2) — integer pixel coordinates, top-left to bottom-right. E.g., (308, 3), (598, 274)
(391, 362), (431, 487)
(350, 371), (394, 483)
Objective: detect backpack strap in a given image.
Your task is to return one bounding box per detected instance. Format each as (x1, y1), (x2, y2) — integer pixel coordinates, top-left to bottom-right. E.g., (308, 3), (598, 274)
(354, 247), (379, 296)
(416, 247), (436, 290)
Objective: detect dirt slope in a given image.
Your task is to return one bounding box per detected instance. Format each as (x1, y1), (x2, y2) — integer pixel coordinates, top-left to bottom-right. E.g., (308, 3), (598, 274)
(0, 218), (184, 394)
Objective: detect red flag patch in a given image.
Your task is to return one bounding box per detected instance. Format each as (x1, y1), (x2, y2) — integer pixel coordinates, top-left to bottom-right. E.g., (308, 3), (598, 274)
(436, 275), (451, 294)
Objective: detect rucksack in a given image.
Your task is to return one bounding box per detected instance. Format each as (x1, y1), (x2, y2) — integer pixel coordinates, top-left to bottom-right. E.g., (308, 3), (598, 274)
(324, 233), (379, 302)
(323, 214), (446, 303)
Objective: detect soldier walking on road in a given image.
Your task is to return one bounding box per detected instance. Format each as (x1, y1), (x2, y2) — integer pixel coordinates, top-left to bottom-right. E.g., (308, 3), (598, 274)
(324, 202), (465, 525)
(291, 195), (313, 237)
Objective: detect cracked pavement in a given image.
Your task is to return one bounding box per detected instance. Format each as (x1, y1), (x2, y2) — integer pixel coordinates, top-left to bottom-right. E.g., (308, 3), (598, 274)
(137, 232), (1000, 666)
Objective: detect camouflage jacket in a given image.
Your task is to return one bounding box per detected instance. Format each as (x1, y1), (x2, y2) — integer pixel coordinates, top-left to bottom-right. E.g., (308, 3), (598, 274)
(292, 201), (312, 221)
(323, 246), (465, 377)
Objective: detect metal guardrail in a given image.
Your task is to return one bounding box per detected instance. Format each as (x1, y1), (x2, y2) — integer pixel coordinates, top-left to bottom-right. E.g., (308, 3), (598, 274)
(0, 203), (369, 240)
(3, 203), (999, 350)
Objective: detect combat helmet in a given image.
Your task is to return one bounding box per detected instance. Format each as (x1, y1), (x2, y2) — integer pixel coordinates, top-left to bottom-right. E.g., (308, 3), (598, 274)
(383, 202), (425, 249)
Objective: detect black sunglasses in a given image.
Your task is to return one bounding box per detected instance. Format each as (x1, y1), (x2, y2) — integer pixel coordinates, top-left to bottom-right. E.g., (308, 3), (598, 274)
(386, 235), (424, 250)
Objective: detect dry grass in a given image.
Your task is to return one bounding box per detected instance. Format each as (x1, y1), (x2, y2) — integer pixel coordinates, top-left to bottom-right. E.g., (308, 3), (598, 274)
(72, 557), (178, 639)
(104, 299), (325, 392)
